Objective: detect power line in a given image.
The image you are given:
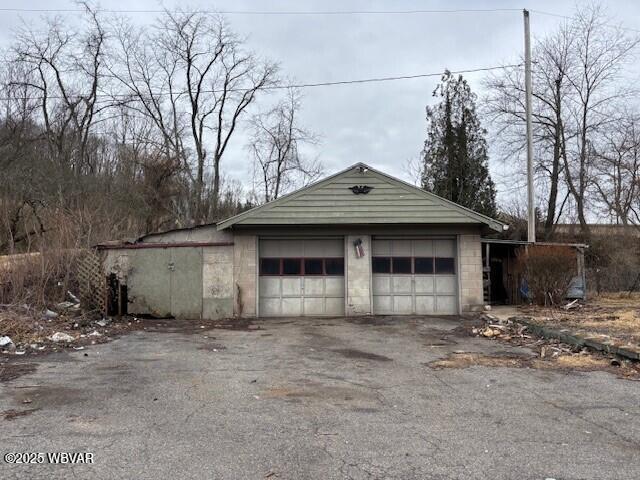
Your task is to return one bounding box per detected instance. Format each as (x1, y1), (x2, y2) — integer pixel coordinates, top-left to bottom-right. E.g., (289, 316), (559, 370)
(2, 5), (638, 34)
(0, 63), (523, 101)
(0, 7), (523, 15)
(530, 9), (640, 34)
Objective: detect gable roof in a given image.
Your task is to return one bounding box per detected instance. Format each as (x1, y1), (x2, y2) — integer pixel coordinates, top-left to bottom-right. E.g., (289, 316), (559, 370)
(217, 163), (505, 232)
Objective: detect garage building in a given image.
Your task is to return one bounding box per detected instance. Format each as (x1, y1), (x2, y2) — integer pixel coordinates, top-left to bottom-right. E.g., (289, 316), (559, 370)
(99, 163), (505, 319)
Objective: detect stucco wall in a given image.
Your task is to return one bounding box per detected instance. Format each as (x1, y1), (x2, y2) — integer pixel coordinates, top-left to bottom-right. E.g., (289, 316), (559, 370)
(346, 234), (372, 315)
(202, 245), (234, 319)
(233, 234), (257, 317)
(459, 234), (484, 311)
(102, 242), (235, 320)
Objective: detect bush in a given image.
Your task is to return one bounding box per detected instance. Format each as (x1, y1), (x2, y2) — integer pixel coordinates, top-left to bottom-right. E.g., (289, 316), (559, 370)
(586, 235), (640, 294)
(517, 245), (577, 306)
(0, 211), (86, 308)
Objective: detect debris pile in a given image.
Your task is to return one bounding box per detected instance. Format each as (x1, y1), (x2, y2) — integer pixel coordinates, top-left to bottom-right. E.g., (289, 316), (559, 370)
(471, 312), (640, 377)
(0, 293), (141, 356)
(473, 313), (585, 355)
(472, 314), (531, 342)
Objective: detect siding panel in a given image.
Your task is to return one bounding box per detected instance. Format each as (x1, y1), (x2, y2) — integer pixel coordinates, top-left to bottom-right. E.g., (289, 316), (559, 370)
(219, 165), (502, 231)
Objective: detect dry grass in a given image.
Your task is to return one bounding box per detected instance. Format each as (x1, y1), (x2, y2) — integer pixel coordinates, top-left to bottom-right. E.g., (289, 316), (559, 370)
(0, 252), (40, 273)
(427, 350), (640, 378)
(579, 309), (640, 333)
(0, 308), (65, 344)
(429, 352), (532, 369)
(548, 354), (611, 369)
(521, 295), (640, 347)
(592, 292), (640, 308)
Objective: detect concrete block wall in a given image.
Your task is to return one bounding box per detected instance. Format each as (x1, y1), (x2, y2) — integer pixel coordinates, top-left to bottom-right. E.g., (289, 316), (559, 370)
(459, 234), (484, 311)
(202, 245), (234, 319)
(346, 235), (372, 315)
(233, 234), (257, 317)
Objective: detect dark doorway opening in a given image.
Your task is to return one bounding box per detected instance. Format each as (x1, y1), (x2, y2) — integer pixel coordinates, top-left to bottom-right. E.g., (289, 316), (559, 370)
(106, 274), (128, 317)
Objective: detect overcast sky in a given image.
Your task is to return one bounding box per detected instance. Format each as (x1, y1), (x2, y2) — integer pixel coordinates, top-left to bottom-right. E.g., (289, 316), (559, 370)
(2, 0), (640, 205)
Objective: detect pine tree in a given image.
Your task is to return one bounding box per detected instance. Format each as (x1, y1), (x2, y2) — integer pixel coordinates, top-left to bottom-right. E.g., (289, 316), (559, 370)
(421, 71), (497, 217)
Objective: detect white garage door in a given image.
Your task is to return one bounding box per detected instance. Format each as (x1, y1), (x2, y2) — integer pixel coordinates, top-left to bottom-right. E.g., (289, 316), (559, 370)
(372, 238), (458, 315)
(259, 238), (345, 317)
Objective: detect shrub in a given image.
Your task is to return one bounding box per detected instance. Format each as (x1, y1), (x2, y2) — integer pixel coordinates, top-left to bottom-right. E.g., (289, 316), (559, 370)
(517, 245), (577, 306)
(0, 210), (86, 308)
(585, 235), (640, 294)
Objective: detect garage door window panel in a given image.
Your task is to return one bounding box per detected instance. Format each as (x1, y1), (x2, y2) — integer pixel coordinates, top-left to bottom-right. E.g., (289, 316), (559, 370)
(414, 257), (434, 274)
(260, 258), (281, 275)
(324, 258), (344, 276)
(392, 257), (412, 274)
(372, 257), (391, 273)
(304, 258), (324, 275)
(282, 258), (302, 275)
(435, 258), (456, 274)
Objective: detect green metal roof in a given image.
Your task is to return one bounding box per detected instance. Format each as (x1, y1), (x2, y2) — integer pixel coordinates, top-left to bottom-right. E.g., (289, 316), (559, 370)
(217, 163), (505, 232)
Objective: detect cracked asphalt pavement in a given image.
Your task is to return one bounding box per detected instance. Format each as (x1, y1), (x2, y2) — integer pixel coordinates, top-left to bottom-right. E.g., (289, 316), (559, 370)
(1, 316), (639, 479)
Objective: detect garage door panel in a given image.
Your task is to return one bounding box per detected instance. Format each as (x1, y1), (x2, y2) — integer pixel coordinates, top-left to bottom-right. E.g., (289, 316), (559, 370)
(259, 277), (281, 296)
(259, 238), (344, 317)
(302, 239), (324, 256)
(303, 297), (324, 315)
(280, 240), (304, 257)
(372, 276), (391, 295)
(392, 240), (412, 256)
(435, 277), (456, 294)
(392, 276), (412, 294)
(372, 240), (391, 256)
(436, 296), (456, 314)
(304, 277), (325, 295)
(393, 296), (413, 314)
(414, 276), (435, 294)
(325, 277), (345, 296)
(415, 296), (435, 314)
(260, 298), (281, 316)
(282, 297), (302, 316)
(372, 238), (458, 315)
(259, 240), (281, 258)
(435, 240), (455, 257)
(325, 297), (344, 316)
(303, 239), (343, 257)
(413, 240), (434, 256)
(373, 295), (392, 313)
(282, 277), (302, 296)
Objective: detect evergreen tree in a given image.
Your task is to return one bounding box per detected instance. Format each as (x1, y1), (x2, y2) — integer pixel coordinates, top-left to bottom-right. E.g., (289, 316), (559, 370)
(421, 71), (497, 217)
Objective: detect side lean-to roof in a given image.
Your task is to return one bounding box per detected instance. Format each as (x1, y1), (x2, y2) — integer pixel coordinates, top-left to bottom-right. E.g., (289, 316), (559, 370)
(217, 163), (505, 232)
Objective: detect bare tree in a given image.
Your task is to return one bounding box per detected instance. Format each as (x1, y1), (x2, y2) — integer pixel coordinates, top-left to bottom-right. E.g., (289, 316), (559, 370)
(249, 88), (322, 203)
(12, 3), (108, 177)
(0, 6), (282, 253)
(484, 4), (639, 239)
(592, 110), (640, 225)
(484, 20), (575, 239)
(561, 5), (639, 238)
(111, 10), (278, 223)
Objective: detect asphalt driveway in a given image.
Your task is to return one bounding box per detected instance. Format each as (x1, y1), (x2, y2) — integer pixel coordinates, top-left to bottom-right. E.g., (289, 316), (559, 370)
(1, 316), (639, 480)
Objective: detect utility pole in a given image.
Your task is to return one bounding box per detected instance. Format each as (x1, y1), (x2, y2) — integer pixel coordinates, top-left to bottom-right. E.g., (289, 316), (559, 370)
(524, 9), (536, 243)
